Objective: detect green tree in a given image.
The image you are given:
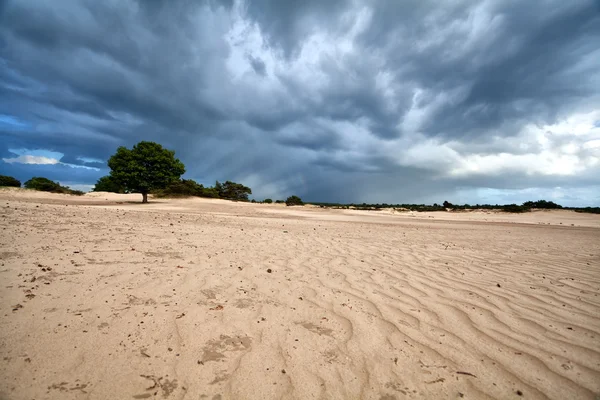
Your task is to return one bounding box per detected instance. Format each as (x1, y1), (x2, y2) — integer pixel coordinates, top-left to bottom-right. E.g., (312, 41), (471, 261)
(263, 198), (273, 204)
(522, 200), (562, 209)
(107, 141), (185, 203)
(0, 175), (21, 187)
(200, 187), (220, 198)
(155, 179), (203, 197)
(286, 195), (304, 206)
(215, 180), (252, 201)
(24, 177), (61, 192)
(93, 175), (125, 193)
(442, 200), (454, 209)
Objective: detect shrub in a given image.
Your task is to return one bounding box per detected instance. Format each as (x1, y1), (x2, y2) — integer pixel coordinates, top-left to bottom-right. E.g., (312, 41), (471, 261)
(0, 175), (21, 187)
(502, 204), (530, 213)
(215, 180), (252, 201)
(154, 179), (204, 197)
(93, 176), (125, 193)
(199, 187), (220, 198)
(442, 200), (454, 209)
(286, 195), (304, 206)
(24, 177), (61, 192)
(24, 177), (84, 195)
(522, 200), (562, 209)
(275, 200), (285, 204)
(263, 198), (273, 204)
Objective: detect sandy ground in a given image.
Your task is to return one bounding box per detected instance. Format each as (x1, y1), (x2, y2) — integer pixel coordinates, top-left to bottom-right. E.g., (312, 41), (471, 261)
(0, 188), (599, 400)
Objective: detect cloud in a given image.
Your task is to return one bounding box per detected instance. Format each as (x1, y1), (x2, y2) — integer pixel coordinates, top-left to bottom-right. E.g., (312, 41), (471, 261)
(0, 0), (598, 205)
(2, 148), (101, 171)
(2, 155), (60, 165)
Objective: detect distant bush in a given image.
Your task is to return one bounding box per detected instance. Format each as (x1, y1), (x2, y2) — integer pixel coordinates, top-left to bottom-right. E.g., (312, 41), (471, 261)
(501, 204), (530, 213)
(573, 207), (600, 214)
(215, 180), (252, 201)
(0, 175), (21, 187)
(263, 198), (273, 204)
(24, 177), (61, 192)
(275, 200), (285, 204)
(522, 200), (562, 209)
(93, 175), (125, 193)
(200, 187), (220, 198)
(154, 179), (204, 197)
(24, 177), (84, 195)
(286, 195), (304, 206)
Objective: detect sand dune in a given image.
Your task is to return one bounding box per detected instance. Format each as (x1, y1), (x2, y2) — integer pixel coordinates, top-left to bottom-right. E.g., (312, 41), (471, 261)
(1, 189), (599, 399)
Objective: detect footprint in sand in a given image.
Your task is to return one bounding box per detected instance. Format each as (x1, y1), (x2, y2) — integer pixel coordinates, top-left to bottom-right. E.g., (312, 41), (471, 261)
(200, 334), (252, 363)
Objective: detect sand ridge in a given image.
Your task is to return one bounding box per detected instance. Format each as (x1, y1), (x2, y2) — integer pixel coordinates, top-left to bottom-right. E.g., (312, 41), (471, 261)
(0, 190), (599, 399)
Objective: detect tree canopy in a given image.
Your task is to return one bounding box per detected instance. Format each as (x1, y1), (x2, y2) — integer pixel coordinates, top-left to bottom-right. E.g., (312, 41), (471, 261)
(93, 176), (125, 193)
(522, 200), (562, 209)
(24, 177), (62, 192)
(0, 175), (21, 187)
(215, 180), (252, 201)
(107, 141), (185, 203)
(286, 195), (304, 206)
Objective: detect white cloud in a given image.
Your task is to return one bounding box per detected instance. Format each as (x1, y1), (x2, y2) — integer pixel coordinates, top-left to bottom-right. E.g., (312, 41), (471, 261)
(2, 150), (101, 170)
(76, 156), (104, 164)
(2, 155), (60, 164)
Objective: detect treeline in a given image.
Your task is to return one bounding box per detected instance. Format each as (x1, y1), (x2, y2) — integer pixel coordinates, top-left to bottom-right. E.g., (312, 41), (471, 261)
(310, 199), (600, 214)
(93, 175), (305, 206)
(0, 175), (84, 195)
(94, 175), (252, 201)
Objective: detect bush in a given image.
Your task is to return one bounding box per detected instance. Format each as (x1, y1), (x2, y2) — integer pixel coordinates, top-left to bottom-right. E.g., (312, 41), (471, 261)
(0, 175), (21, 187)
(24, 177), (61, 192)
(501, 204), (530, 213)
(286, 195), (304, 206)
(442, 200), (454, 209)
(263, 198), (273, 204)
(215, 180), (252, 201)
(275, 200), (285, 204)
(199, 187), (220, 198)
(154, 179), (204, 197)
(24, 177), (84, 195)
(93, 176), (125, 193)
(522, 200), (562, 209)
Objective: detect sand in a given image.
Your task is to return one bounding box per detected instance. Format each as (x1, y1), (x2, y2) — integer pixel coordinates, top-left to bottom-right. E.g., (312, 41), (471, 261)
(0, 188), (599, 400)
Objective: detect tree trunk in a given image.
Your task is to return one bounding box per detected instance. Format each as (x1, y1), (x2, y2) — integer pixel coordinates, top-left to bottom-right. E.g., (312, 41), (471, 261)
(142, 192), (148, 203)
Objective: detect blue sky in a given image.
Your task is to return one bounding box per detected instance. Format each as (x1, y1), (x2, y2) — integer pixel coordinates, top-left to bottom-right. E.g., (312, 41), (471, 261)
(1, 0), (599, 206)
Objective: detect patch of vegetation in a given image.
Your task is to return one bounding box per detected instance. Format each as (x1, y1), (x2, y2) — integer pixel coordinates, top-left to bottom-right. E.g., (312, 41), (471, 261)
(24, 177), (84, 195)
(572, 207), (600, 214)
(286, 195), (304, 206)
(0, 175), (21, 187)
(500, 204), (529, 213)
(153, 179), (204, 198)
(309, 199), (598, 214)
(522, 200), (562, 209)
(263, 198), (273, 204)
(93, 175), (126, 193)
(152, 179), (251, 201)
(215, 180), (252, 201)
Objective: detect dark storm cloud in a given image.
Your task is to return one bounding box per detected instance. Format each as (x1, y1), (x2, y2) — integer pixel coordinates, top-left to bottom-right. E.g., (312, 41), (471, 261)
(0, 0), (598, 205)
(246, 54), (267, 76)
